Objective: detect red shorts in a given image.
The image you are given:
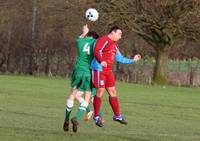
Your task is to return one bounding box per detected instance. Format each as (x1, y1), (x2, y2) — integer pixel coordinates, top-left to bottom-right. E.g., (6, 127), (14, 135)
(91, 70), (115, 88)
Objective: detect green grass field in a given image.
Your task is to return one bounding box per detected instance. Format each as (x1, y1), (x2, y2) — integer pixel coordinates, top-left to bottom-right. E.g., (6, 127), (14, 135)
(0, 75), (200, 141)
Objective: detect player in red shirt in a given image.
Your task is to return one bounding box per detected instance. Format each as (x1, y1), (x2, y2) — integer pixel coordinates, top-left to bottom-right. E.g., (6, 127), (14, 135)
(91, 26), (141, 127)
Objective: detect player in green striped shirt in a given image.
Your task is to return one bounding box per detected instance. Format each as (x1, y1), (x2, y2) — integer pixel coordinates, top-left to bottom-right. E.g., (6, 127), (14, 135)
(63, 24), (99, 133)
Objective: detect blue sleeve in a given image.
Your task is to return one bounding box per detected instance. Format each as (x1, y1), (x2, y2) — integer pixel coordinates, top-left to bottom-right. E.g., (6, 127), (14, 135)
(115, 49), (134, 64)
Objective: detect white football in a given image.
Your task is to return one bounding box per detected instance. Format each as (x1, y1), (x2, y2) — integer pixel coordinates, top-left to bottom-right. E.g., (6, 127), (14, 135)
(85, 8), (99, 22)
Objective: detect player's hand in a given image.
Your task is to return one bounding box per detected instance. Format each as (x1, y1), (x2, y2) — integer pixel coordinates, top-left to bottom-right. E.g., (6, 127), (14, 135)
(83, 24), (89, 35)
(101, 61), (107, 67)
(133, 54), (141, 62)
(80, 24), (89, 38)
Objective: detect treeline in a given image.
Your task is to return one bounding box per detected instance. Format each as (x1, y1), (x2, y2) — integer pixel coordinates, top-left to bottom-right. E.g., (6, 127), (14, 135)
(0, 0), (200, 85)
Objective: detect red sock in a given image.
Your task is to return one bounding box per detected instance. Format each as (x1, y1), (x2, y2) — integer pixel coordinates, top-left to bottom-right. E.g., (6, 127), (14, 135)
(93, 95), (102, 117)
(109, 96), (120, 116)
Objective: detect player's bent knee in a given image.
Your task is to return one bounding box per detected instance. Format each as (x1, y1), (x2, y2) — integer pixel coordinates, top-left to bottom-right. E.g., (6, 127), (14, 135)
(96, 88), (105, 97)
(84, 91), (92, 102)
(107, 88), (117, 97)
(75, 91), (84, 102)
(70, 87), (77, 95)
(85, 91), (92, 95)
(77, 97), (84, 103)
(68, 93), (76, 100)
(97, 93), (103, 97)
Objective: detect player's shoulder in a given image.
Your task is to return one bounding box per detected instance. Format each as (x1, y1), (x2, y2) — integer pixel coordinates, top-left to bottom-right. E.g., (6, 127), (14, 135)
(76, 36), (95, 43)
(97, 35), (107, 40)
(97, 35), (110, 44)
(76, 36), (83, 43)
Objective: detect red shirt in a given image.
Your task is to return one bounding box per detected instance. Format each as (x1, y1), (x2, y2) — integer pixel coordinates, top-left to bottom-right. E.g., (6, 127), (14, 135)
(94, 35), (118, 71)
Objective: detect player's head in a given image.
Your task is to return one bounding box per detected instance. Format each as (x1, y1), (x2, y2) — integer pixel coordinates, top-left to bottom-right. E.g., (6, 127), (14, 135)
(109, 26), (122, 41)
(87, 31), (99, 39)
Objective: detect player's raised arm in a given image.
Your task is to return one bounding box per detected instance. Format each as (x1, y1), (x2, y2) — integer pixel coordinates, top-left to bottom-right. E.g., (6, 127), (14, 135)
(79, 24), (89, 38)
(116, 48), (134, 64)
(116, 48), (141, 64)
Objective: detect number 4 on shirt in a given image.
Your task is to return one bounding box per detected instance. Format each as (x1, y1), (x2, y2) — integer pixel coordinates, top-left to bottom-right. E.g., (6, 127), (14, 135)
(83, 43), (90, 55)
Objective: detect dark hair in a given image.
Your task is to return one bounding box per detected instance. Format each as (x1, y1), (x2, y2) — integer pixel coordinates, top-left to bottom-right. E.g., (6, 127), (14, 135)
(87, 31), (99, 39)
(109, 26), (122, 33)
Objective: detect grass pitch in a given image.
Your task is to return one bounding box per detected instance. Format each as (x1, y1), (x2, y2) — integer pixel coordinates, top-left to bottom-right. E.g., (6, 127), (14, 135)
(0, 75), (200, 141)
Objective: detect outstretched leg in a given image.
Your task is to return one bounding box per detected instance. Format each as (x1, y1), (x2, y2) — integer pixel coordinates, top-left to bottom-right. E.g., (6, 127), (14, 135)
(106, 87), (128, 125)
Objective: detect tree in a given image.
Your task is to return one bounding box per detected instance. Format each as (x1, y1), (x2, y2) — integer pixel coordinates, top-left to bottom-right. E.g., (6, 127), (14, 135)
(84, 0), (200, 84)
